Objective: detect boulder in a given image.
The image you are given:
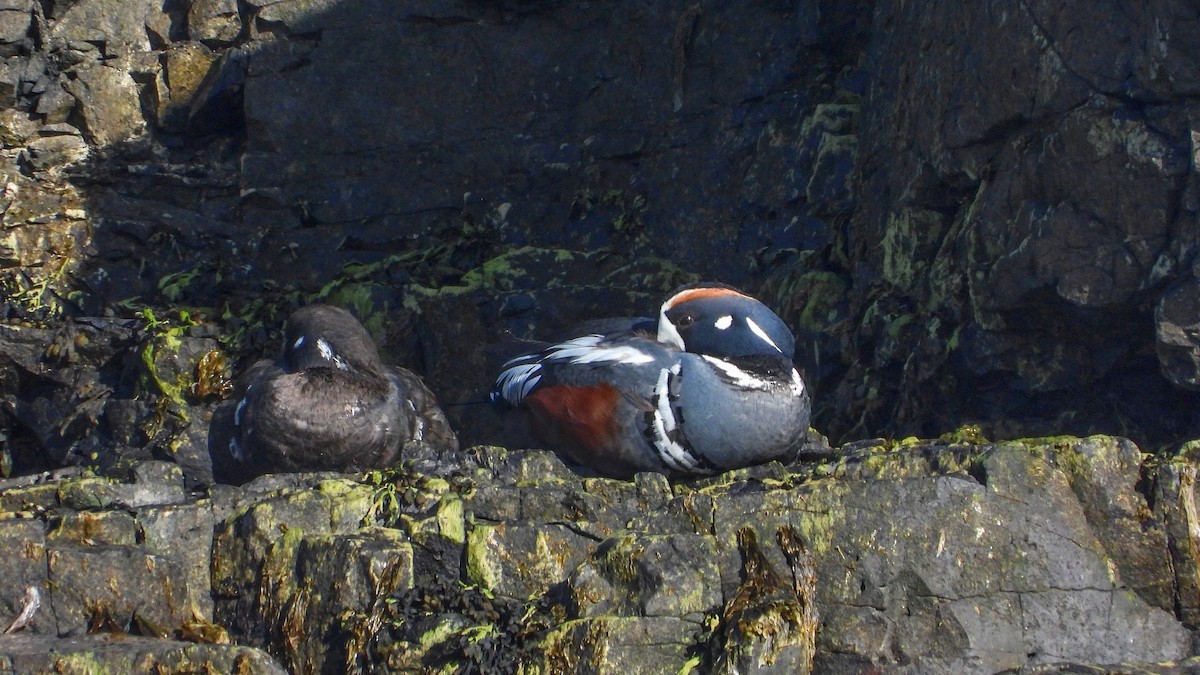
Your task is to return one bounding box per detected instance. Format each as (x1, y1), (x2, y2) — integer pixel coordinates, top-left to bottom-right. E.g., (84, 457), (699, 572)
(153, 42), (219, 133)
(0, 0), (31, 54)
(63, 62), (145, 147)
(47, 0), (170, 53)
(187, 0), (241, 45)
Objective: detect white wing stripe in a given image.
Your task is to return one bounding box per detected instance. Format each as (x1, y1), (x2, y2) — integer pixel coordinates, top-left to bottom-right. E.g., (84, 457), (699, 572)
(543, 335), (655, 365)
(496, 362), (543, 405)
(496, 335), (654, 406)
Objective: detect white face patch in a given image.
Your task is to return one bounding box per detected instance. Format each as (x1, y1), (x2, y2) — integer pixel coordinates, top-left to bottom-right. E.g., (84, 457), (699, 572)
(701, 355), (772, 390)
(317, 338), (334, 360)
(293, 336), (305, 349)
(714, 315), (733, 330)
(745, 317), (783, 353)
(316, 338), (350, 370)
(657, 308), (685, 350)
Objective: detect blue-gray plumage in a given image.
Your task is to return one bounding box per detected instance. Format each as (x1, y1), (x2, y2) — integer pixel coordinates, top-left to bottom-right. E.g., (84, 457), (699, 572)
(492, 283), (811, 478)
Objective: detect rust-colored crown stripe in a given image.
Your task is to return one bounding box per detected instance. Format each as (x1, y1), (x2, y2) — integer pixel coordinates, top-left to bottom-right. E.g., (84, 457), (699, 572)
(662, 286), (749, 311)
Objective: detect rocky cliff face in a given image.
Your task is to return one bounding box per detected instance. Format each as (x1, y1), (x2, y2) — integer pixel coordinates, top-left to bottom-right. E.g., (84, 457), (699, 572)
(1, 0), (1200, 672)
(0, 0), (1196, 461)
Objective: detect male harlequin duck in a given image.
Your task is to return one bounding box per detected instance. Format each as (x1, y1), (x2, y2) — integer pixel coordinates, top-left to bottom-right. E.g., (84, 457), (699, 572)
(492, 283), (810, 479)
(210, 304), (457, 481)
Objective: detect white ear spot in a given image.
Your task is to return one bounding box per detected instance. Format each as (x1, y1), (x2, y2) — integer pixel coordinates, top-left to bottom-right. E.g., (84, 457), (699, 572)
(293, 336), (305, 349)
(714, 315), (733, 330)
(745, 317), (782, 353)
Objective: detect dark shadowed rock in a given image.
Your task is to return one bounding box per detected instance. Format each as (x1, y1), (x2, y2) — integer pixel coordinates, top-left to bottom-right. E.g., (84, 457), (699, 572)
(1157, 277), (1200, 390)
(831, 0), (1200, 444)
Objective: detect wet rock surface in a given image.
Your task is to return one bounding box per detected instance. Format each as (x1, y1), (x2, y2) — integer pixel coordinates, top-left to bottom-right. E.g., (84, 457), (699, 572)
(0, 436), (1198, 673)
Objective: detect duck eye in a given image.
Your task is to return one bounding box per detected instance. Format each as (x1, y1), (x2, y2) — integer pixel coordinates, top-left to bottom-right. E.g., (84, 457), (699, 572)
(675, 314), (696, 328)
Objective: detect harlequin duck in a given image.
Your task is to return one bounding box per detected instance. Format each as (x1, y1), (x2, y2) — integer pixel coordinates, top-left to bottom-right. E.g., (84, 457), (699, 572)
(492, 283), (810, 479)
(210, 304), (458, 481)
